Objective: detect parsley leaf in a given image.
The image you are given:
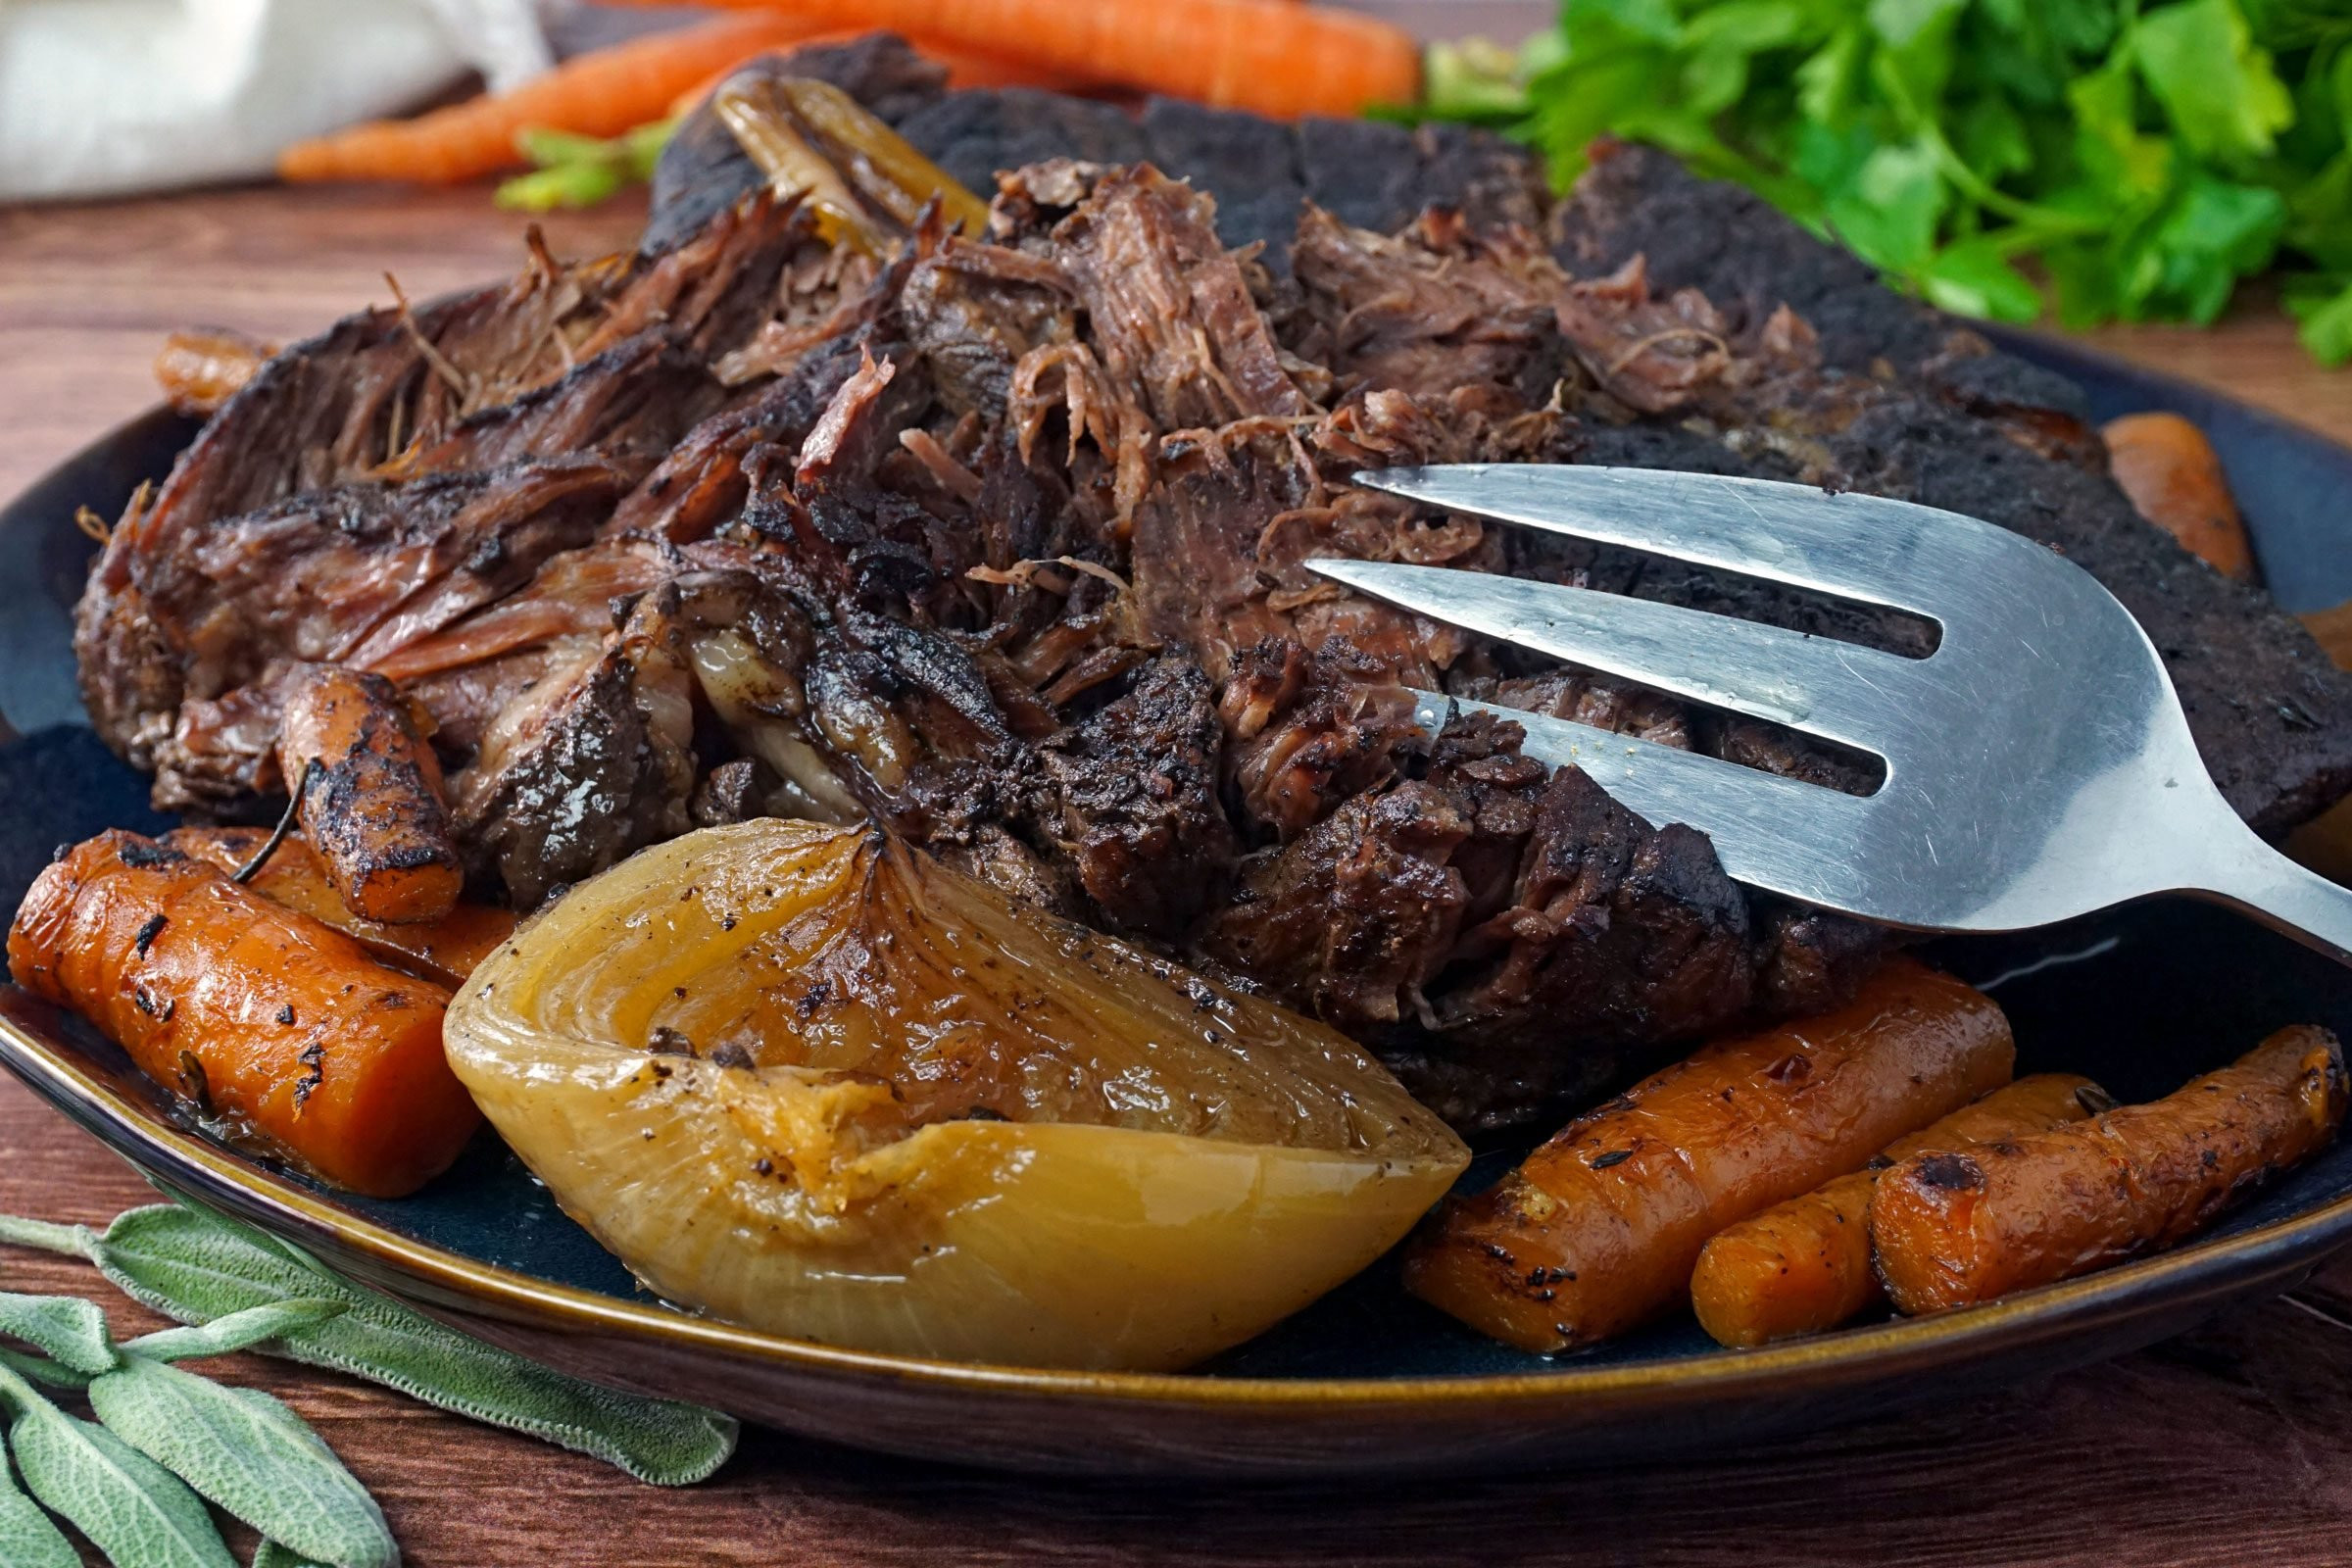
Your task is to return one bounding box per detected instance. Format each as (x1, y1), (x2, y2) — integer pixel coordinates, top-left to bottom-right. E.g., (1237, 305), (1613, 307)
(1416, 0), (2352, 364)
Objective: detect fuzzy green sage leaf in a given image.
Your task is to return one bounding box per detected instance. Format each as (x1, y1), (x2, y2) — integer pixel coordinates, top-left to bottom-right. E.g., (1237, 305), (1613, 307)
(89, 1355), (397, 1568)
(125, 1299), (348, 1363)
(0, 1430), (77, 1568)
(0, 1290), (118, 1376)
(0, 1360), (234, 1568)
(0, 1202), (736, 1486)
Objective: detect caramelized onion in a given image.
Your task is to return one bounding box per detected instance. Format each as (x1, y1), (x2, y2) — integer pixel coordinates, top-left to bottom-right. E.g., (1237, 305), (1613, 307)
(444, 820), (1468, 1370)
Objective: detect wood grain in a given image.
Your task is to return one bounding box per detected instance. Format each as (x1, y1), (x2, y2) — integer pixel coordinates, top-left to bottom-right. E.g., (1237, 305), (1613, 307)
(5, 69), (2352, 1568)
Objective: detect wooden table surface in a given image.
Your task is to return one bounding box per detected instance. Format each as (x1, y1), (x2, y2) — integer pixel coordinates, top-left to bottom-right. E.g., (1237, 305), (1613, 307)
(9, 98), (2352, 1568)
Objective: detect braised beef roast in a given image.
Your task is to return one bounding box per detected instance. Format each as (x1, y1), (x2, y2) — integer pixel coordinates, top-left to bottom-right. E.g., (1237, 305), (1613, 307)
(74, 36), (2352, 1130)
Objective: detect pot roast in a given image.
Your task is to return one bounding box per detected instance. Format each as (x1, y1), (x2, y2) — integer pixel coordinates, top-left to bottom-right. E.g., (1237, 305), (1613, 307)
(72, 35), (2352, 1131)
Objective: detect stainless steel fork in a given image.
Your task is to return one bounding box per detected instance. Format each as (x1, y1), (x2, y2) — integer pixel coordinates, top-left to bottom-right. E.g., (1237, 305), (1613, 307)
(1309, 465), (2352, 962)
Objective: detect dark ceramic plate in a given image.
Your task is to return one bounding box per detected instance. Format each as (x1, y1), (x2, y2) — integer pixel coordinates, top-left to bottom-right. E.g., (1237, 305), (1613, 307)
(5, 339), (2352, 1478)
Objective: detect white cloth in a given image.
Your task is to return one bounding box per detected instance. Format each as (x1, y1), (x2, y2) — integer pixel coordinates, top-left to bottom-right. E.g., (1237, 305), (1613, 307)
(0, 0), (564, 201)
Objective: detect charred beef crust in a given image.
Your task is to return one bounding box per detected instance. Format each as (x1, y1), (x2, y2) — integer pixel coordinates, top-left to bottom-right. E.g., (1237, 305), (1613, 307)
(1023, 657), (1237, 937)
(653, 58), (1549, 272)
(1552, 140), (2352, 832)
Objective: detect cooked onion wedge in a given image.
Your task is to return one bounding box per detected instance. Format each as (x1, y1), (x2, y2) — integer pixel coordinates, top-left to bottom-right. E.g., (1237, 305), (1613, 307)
(445, 820), (1469, 1370)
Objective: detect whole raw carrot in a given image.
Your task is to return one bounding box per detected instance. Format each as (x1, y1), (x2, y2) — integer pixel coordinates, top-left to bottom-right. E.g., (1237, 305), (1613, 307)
(7, 832), (481, 1198)
(1872, 1026), (2348, 1315)
(1690, 1073), (2104, 1348)
(167, 826), (514, 989)
(276, 662), (465, 925)
(1402, 958), (2015, 1352)
(601, 0), (1424, 119)
(279, 14), (843, 183)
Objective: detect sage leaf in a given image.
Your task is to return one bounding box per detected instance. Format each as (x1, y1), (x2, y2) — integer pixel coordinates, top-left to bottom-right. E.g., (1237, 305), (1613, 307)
(69, 1203), (735, 1486)
(0, 1292), (117, 1375)
(0, 1432), (78, 1568)
(126, 1299), (348, 1363)
(254, 1542), (332, 1568)
(0, 1348), (91, 1392)
(89, 1355), (396, 1568)
(0, 1363), (234, 1568)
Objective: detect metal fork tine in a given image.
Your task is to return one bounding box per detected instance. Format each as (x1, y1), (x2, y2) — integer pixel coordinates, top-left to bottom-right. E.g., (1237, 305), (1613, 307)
(1415, 691), (1874, 906)
(1317, 560), (1919, 754)
(1358, 465), (1992, 618)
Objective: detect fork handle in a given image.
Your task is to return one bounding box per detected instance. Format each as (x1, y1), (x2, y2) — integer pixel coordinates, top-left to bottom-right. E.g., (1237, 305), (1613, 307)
(2189, 815), (2352, 965)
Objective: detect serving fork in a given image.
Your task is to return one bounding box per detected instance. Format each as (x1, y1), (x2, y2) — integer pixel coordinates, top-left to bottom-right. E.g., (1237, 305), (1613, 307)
(1310, 465), (2352, 962)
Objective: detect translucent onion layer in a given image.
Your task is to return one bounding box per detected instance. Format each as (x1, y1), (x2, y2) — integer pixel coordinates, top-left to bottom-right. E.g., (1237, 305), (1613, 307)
(444, 820), (1469, 1371)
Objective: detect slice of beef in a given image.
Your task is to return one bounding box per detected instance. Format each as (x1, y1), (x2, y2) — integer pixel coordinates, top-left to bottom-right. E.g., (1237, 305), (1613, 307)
(83, 458), (631, 794)
(1221, 636), (1423, 840)
(1022, 657), (1236, 937)
(1041, 163), (1312, 430)
(450, 585), (700, 906)
(606, 335), (869, 544)
(1199, 710), (1755, 1129)
(389, 332), (722, 479)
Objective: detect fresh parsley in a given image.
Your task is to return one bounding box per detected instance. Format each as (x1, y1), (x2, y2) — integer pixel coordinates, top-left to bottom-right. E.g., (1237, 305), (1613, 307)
(1416, 0), (2352, 364)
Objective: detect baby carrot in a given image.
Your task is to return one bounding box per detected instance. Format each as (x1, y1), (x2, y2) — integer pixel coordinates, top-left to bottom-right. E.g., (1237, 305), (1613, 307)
(275, 663), (465, 926)
(167, 826), (514, 989)
(2103, 412), (2255, 581)
(1872, 1027), (2348, 1315)
(1690, 1073), (2104, 1347)
(1403, 958), (2015, 1352)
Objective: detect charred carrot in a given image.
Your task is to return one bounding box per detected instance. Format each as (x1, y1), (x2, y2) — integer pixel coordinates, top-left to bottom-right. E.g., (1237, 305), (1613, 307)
(7, 832), (481, 1197)
(2103, 412), (2255, 581)
(1402, 958), (2015, 1352)
(167, 826), (514, 989)
(1690, 1073), (2104, 1347)
(276, 663), (465, 926)
(599, 0), (1424, 119)
(278, 14), (842, 183)
(1872, 1026), (2348, 1315)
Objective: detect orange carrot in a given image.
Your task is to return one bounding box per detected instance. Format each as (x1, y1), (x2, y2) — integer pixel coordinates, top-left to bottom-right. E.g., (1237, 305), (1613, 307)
(665, 31), (1093, 119)
(8, 832), (481, 1197)
(599, 0), (1424, 119)
(279, 14), (843, 183)
(276, 662), (465, 925)
(2102, 412), (2255, 581)
(167, 826), (515, 989)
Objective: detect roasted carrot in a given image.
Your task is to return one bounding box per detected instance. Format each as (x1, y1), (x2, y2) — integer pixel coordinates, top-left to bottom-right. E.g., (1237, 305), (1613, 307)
(1402, 958), (2016, 1352)
(153, 328), (275, 417)
(166, 827), (514, 989)
(600, 0), (1423, 119)
(275, 663), (464, 926)
(2103, 412), (2255, 581)
(1872, 1026), (2348, 1315)
(278, 14), (843, 183)
(7, 832), (480, 1198)
(1690, 1073), (2104, 1347)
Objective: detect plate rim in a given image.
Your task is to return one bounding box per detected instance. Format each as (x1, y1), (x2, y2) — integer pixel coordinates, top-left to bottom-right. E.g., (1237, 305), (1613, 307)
(8, 349), (2352, 1427)
(2, 982), (2347, 1413)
